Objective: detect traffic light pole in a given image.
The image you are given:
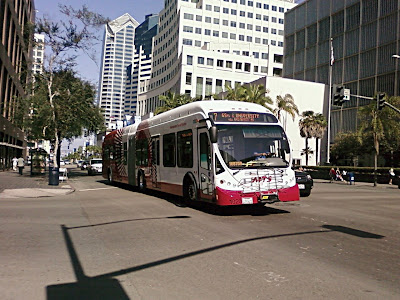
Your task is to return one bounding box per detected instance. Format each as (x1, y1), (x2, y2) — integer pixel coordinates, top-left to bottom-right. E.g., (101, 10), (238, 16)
(350, 94), (400, 114)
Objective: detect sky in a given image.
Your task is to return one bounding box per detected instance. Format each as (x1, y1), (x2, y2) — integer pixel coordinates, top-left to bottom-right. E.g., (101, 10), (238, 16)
(34, 0), (165, 84)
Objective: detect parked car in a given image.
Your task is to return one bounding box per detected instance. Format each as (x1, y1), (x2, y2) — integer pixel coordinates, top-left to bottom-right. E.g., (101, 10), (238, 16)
(76, 160), (83, 168)
(81, 160), (89, 170)
(87, 159), (102, 175)
(295, 169), (313, 197)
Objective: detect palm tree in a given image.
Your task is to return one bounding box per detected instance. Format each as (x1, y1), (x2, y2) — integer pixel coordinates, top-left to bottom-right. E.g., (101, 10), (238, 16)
(299, 111), (316, 166)
(154, 90), (193, 115)
(241, 84), (273, 110)
(225, 83), (245, 100)
(274, 94), (299, 130)
(313, 113), (327, 165)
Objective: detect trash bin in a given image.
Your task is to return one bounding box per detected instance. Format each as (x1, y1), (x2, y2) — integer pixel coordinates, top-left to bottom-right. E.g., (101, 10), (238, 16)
(49, 167), (59, 186)
(348, 172), (355, 185)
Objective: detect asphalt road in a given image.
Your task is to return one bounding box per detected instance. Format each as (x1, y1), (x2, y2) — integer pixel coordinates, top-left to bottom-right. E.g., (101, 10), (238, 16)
(1, 169), (399, 299)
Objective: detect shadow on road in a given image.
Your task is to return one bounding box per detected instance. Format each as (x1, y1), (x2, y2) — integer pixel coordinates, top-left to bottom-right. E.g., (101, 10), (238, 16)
(322, 225), (384, 239)
(92, 179), (291, 217)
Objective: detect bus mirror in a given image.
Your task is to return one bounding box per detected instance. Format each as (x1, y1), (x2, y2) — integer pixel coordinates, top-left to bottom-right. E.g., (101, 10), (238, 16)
(209, 126), (218, 143)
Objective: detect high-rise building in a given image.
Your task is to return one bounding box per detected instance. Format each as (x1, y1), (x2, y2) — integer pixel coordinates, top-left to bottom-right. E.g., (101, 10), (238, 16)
(98, 13), (139, 129)
(0, 0), (35, 170)
(32, 33), (44, 75)
(139, 0), (297, 115)
(126, 14), (159, 118)
(283, 0), (400, 138)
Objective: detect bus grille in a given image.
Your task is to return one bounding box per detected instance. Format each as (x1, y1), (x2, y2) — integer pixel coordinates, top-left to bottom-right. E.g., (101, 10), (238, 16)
(239, 169), (286, 193)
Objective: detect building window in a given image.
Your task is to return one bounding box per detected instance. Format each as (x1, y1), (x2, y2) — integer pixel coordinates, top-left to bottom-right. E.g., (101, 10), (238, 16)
(207, 58), (214, 66)
(196, 77), (203, 97)
(198, 57), (205, 64)
(206, 4), (212, 10)
(205, 17), (211, 23)
(217, 59), (224, 67)
(236, 62), (242, 70)
(186, 72), (192, 85)
(187, 55), (193, 65)
(226, 61), (233, 68)
(184, 13), (194, 20)
(214, 6), (220, 12)
(205, 29), (211, 35)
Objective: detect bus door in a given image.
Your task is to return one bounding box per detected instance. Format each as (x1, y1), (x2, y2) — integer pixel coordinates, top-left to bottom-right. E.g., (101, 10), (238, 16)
(128, 136), (136, 186)
(151, 136), (161, 188)
(198, 129), (214, 199)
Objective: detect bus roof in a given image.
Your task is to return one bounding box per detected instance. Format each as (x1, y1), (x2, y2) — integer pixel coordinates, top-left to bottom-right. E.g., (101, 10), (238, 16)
(105, 100), (276, 138)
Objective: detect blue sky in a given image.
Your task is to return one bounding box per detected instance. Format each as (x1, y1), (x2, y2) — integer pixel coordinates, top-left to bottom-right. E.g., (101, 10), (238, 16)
(35, 0), (164, 83)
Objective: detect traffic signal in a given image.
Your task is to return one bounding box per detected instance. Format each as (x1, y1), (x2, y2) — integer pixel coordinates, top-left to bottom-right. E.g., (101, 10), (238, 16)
(333, 84), (345, 106)
(377, 93), (385, 111)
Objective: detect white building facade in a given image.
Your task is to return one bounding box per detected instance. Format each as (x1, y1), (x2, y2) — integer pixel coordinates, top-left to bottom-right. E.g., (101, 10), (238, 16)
(98, 14), (139, 129)
(138, 0), (297, 115)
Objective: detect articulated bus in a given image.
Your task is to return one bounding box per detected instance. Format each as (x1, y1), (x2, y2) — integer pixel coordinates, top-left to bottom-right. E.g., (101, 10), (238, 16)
(102, 100), (299, 206)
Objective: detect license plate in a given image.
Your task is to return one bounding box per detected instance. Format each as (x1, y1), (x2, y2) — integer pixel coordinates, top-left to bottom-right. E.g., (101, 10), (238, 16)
(298, 184), (305, 189)
(242, 197), (253, 204)
(261, 195), (270, 200)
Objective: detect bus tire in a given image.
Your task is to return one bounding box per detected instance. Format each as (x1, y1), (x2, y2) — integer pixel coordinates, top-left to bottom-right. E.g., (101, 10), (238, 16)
(138, 171), (146, 192)
(183, 174), (198, 203)
(107, 168), (113, 185)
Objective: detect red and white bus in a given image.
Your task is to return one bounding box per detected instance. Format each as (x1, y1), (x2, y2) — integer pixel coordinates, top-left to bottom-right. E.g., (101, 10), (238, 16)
(102, 100), (299, 206)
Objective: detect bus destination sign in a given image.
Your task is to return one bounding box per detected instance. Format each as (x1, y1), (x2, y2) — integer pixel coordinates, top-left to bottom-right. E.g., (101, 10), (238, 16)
(209, 112), (277, 123)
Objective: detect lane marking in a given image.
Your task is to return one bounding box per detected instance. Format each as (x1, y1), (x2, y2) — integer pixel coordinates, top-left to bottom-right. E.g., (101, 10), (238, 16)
(78, 187), (118, 192)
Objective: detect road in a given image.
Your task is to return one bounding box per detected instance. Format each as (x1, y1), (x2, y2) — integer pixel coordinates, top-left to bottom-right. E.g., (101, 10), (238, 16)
(1, 169), (399, 299)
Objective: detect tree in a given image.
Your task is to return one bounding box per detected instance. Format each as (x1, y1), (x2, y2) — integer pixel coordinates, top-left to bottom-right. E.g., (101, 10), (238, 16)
(28, 70), (104, 162)
(241, 84), (273, 110)
(358, 95), (400, 185)
(154, 90), (194, 115)
(312, 113), (328, 165)
(274, 94), (299, 130)
(298, 111), (315, 166)
(225, 83), (245, 100)
(86, 145), (102, 158)
(330, 132), (362, 166)
(28, 5), (108, 168)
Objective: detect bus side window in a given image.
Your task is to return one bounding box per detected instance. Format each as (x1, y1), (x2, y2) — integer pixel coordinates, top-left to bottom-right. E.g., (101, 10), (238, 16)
(200, 132), (210, 170)
(177, 130), (193, 168)
(163, 133), (176, 167)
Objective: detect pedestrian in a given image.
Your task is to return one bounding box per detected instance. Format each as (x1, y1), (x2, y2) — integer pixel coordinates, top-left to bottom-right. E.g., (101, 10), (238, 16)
(329, 167), (336, 182)
(17, 156), (24, 175)
(389, 168), (395, 185)
(12, 157), (18, 171)
(336, 168), (345, 182)
(342, 169), (347, 182)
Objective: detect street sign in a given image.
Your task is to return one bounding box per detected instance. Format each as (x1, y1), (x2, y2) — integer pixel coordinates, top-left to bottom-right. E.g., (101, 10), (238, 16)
(344, 89), (350, 101)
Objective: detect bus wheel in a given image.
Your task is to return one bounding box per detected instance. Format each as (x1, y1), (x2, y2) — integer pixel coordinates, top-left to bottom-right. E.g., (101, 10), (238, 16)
(184, 175), (198, 203)
(138, 171), (146, 191)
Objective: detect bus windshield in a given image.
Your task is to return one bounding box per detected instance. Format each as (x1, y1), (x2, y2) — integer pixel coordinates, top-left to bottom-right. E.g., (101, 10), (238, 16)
(216, 124), (290, 169)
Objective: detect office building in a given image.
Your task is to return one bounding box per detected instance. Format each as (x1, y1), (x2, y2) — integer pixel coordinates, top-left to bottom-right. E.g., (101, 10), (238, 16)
(98, 13), (139, 129)
(283, 0), (400, 138)
(0, 0), (35, 170)
(126, 14), (159, 117)
(32, 33), (44, 75)
(139, 0), (297, 115)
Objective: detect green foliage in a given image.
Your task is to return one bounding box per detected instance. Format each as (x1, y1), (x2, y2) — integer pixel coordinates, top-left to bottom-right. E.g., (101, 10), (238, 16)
(155, 91), (194, 115)
(27, 5), (108, 167)
(224, 83), (273, 110)
(299, 111), (327, 165)
(330, 132), (363, 165)
(28, 70), (105, 142)
(274, 94), (299, 123)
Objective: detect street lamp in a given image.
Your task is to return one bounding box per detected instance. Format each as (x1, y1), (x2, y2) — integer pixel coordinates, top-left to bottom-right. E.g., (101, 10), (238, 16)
(393, 54), (400, 59)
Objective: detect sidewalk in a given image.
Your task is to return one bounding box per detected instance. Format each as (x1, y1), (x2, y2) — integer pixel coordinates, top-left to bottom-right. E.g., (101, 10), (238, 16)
(314, 178), (399, 189)
(0, 169), (74, 199)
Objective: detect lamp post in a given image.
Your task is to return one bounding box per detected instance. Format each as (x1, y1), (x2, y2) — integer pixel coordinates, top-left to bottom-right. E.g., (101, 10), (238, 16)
(392, 54), (400, 59)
